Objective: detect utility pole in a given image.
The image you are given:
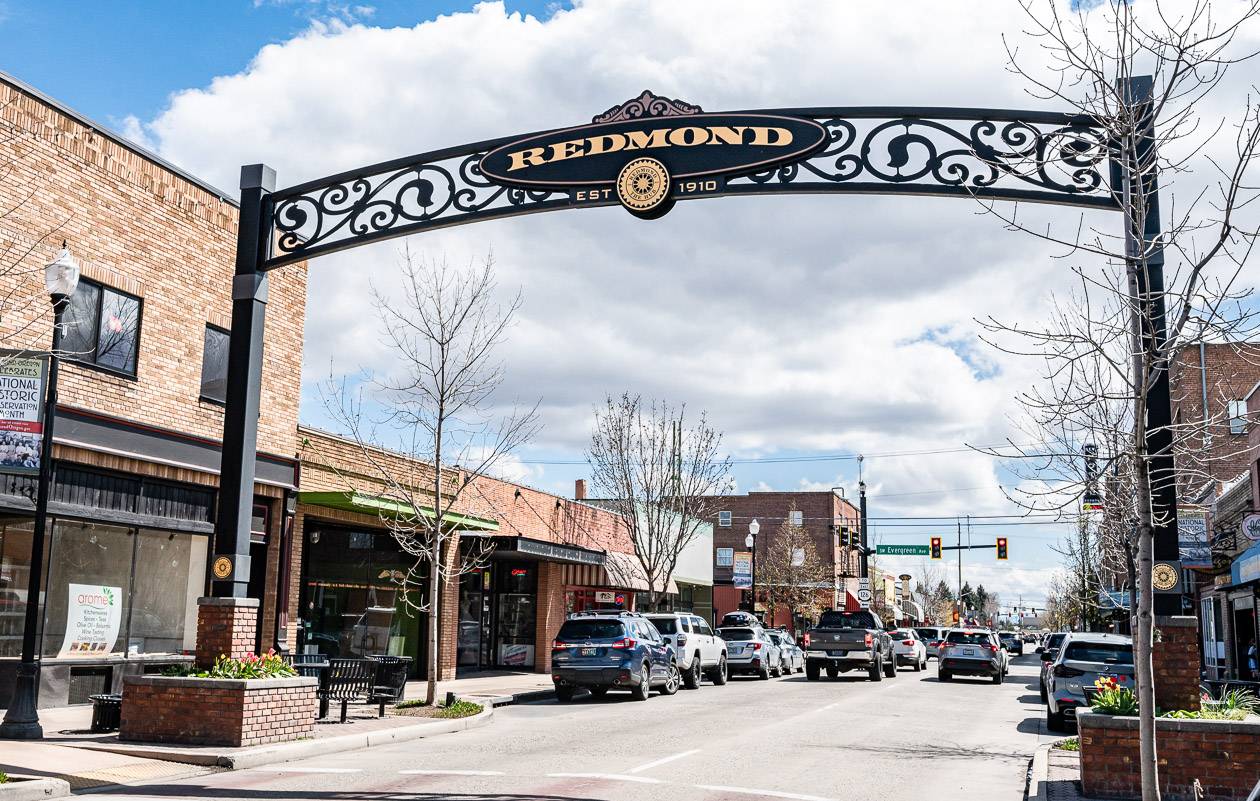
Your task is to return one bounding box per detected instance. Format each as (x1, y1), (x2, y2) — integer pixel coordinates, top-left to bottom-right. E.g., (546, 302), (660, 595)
(858, 455), (869, 579)
(956, 518), (963, 621)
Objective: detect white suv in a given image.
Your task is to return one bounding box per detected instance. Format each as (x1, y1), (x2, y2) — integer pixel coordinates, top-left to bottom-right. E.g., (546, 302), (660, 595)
(646, 613), (728, 688)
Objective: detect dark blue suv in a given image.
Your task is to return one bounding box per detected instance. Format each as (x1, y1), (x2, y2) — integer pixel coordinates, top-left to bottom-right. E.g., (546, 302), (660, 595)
(551, 611), (680, 702)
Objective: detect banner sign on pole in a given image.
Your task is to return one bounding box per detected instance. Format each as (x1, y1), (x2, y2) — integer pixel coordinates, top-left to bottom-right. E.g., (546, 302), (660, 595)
(1082, 443), (1103, 511)
(0, 352), (47, 475)
(733, 551), (752, 589)
(1178, 508), (1210, 568)
(59, 583), (123, 657)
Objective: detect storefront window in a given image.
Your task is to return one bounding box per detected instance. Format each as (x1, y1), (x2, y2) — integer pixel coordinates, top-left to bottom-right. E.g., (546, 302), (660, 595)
(129, 530), (207, 654)
(495, 563), (536, 669)
(0, 517), (34, 658)
(41, 521), (134, 658)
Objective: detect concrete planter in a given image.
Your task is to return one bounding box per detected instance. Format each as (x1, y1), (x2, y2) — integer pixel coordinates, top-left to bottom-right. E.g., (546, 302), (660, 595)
(120, 675), (318, 748)
(1078, 710), (1260, 801)
(0, 777), (71, 801)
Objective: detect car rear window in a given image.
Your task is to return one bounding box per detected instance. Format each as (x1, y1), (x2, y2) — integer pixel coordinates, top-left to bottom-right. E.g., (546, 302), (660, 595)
(1047, 633), (1066, 649)
(720, 628), (756, 641)
(818, 611), (879, 629)
(946, 631), (993, 645)
(890, 630), (914, 639)
(915, 628), (939, 640)
(1064, 642), (1133, 664)
(647, 617), (678, 634)
(558, 620), (624, 640)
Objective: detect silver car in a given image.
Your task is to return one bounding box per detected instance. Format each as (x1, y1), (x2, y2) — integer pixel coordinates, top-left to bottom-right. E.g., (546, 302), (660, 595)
(719, 626), (782, 679)
(767, 629), (805, 675)
(915, 626), (947, 660)
(1045, 633), (1134, 732)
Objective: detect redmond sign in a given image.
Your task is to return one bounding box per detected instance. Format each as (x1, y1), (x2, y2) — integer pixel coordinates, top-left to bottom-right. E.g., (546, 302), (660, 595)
(479, 93), (827, 217)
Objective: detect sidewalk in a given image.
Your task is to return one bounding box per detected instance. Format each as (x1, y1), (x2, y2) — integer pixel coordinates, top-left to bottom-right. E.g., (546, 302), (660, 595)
(424, 669), (556, 706)
(1028, 742), (1103, 801)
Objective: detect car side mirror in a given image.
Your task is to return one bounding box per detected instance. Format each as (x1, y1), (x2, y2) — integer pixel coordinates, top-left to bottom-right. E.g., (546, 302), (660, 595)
(1040, 650), (1054, 662)
(1034, 646), (1044, 654)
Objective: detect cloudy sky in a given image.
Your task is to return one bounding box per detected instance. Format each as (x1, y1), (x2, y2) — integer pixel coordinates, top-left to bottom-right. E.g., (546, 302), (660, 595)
(7, 0), (1256, 611)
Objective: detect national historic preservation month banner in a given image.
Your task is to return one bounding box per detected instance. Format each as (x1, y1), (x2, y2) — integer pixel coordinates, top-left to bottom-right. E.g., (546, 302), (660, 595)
(1178, 508), (1211, 568)
(732, 552), (752, 589)
(59, 583), (123, 657)
(0, 352), (46, 475)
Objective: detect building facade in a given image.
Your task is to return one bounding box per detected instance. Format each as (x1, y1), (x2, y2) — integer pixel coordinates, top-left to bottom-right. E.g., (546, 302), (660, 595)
(0, 73), (307, 707)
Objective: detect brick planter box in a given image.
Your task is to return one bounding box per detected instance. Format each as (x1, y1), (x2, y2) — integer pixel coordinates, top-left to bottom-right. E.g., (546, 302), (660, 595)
(1079, 711), (1260, 801)
(120, 675), (317, 747)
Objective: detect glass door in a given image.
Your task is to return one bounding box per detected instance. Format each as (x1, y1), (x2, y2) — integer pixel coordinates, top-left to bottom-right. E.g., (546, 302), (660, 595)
(494, 563), (536, 670)
(457, 570), (484, 668)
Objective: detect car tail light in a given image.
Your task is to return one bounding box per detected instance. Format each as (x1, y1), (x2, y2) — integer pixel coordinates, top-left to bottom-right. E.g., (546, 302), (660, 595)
(552, 641), (570, 650)
(864, 633), (873, 647)
(610, 637), (636, 650)
(930, 641), (941, 648)
(988, 644), (999, 654)
(677, 634), (688, 647)
(752, 642), (763, 651)
(803, 633), (811, 647)
(1053, 664), (1084, 678)
(902, 640), (914, 646)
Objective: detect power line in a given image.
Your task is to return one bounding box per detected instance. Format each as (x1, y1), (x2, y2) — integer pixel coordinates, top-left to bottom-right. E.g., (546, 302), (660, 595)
(519, 442), (1041, 466)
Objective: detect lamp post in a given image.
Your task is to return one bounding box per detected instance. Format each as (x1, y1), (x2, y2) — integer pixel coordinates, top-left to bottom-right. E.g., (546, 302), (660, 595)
(746, 519), (759, 618)
(0, 245), (79, 740)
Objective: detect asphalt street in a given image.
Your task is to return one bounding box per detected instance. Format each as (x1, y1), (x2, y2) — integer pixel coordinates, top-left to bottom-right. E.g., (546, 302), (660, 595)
(96, 655), (1055, 801)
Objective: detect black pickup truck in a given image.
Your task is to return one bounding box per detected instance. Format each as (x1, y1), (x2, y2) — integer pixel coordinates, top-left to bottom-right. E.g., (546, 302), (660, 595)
(802, 609), (896, 681)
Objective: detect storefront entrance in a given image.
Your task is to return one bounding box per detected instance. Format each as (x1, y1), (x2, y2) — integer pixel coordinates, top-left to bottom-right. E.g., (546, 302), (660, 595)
(457, 562), (536, 671)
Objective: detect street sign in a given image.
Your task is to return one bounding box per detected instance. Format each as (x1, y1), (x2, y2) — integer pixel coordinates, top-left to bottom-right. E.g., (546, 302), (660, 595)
(857, 588), (873, 603)
(876, 544), (930, 556)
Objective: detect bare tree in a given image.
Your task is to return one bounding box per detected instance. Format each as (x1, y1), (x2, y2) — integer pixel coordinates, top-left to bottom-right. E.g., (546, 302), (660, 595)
(982, 3), (1260, 797)
(323, 248), (539, 704)
(757, 507), (833, 627)
(586, 393), (732, 611)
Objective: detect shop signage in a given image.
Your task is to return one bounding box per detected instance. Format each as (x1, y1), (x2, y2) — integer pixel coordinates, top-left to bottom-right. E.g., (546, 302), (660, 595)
(1242, 513), (1260, 542)
(595, 590), (616, 604)
(512, 537), (604, 565)
(58, 583), (122, 657)
(0, 352), (47, 475)
(733, 551), (752, 589)
(478, 100), (828, 218)
(1177, 509), (1211, 568)
(876, 544), (930, 556)
(1234, 544), (1260, 585)
(1081, 444), (1102, 511)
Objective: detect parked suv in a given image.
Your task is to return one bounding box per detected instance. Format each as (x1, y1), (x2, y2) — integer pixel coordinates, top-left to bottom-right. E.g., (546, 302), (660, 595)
(719, 626), (781, 679)
(938, 628), (1006, 684)
(1037, 631), (1069, 702)
(646, 613), (728, 688)
(916, 626), (947, 660)
(998, 631), (1024, 656)
(551, 611), (680, 702)
(1045, 633), (1133, 732)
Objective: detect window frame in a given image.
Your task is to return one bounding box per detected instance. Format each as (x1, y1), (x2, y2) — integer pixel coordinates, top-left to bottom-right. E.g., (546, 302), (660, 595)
(62, 276), (144, 379)
(199, 322), (231, 406)
(1228, 399), (1247, 435)
(717, 510), (731, 527)
(715, 547), (734, 567)
(789, 510), (804, 526)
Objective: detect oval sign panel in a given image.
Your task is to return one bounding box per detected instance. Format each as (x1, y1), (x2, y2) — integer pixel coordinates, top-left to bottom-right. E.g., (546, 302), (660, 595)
(479, 108), (827, 218)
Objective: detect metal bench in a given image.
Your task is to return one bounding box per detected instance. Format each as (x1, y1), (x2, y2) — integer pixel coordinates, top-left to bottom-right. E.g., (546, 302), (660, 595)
(368, 655), (412, 717)
(318, 658), (375, 722)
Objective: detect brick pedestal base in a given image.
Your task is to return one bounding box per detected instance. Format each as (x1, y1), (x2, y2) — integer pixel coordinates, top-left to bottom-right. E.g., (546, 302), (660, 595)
(196, 596), (260, 670)
(121, 676), (316, 747)
(1154, 616), (1201, 713)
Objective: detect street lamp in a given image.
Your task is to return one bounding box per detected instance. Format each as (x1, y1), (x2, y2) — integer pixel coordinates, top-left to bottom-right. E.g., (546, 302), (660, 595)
(0, 244), (79, 740)
(746, 519), (759, 617)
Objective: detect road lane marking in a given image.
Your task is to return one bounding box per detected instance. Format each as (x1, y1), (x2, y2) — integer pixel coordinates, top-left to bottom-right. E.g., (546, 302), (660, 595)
(695, 785), (837, 801)
(252, 767), (363, 774)
(628, 748), (701, 773)
(399, 770), (505, 776)
(548, 772), (663, 784)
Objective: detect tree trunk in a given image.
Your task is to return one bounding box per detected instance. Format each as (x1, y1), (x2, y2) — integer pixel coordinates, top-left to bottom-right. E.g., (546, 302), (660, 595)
(426, 419), (444, 707)
(1133, 457), (1160, 801)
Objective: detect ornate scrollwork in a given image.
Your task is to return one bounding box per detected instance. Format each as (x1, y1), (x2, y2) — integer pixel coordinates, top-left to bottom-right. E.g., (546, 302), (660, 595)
(264, 108), (1116, 268)
(736, 115), (1111, 201)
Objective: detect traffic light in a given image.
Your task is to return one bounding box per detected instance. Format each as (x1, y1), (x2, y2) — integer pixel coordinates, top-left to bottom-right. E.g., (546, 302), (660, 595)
(996, 537), (1008, 560)
(930, 536), (942, 560)
(951, 608), (960, 623)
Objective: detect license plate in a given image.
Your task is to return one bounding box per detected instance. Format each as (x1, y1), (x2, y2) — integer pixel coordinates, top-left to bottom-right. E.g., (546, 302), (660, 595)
(828, 650), (846, 657)
(580, 647), (597, 656)
(963, 648), (977, 656)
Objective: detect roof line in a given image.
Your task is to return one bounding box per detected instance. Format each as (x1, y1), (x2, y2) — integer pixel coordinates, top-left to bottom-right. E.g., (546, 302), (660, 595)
(0, 69), (239, 207)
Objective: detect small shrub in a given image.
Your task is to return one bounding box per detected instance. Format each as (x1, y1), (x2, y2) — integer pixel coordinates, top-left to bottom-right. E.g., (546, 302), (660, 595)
(395, 699), (429, 709)
(1090, 677), (1138, 716)
(436, 700), (483, 719)
(0, 771), (8, 784)
(1056, 737), (1079, 752)
(161, 650), (296, 679)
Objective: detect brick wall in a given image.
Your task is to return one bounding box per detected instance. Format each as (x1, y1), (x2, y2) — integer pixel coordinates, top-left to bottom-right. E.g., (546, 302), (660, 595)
(195, 597), (260, 670)
(121, 676), (316, 747)
(460, 474), (634, 555)
(0, 78), (306, 461)
(1170, 343), (1260, 497)
(1154, 616), (1202, 713)
(534, 560), (565, 673)
(1079, 712), (1260, 800)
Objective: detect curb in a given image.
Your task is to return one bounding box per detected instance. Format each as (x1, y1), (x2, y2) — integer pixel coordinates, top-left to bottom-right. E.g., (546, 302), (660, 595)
(78, 706), (494, 771)
(1027, 742), (1052, 801)
(0, 777), (72, 801)
(465, 688), (554, 707)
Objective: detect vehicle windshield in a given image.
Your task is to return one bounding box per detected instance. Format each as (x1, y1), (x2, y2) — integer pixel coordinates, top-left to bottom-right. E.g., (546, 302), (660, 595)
(557, 620), (625, 640)
(817, 611), (879, 629)
(946, 631), (993, 645)
(915, 628), (939, 640)
(646, 617), (678, 634)
(1064, 642), (1133, 664)
(720, 628), (757, 641)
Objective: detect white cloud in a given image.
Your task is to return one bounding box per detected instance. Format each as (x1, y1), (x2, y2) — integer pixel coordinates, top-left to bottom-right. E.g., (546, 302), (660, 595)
(131, 0), (1260, 604)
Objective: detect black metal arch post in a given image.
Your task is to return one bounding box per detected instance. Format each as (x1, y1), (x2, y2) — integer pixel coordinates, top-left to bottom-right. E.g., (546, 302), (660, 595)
(212, 82), (1183, 615)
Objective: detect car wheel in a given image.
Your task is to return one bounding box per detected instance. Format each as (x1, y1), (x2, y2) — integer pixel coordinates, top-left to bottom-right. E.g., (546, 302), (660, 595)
(659, 660), (680, 696)
(825, 665), (839, 680)
(711, 655), (729, 686)
(683, 656), (702, 690)
(631, 664), (651, 701)
(869, 656), (883, 682)
(806, 662), (821, 681)
(759, 662), (771, 680)
(1046, 705), (1067, 732)
(883, 655), (897, 678)
(992, 669), (1004, 685)
(913, 655), (923, 672)
(555, 684), (576, 703)
(939, 671), (952, 682)
(589, 687), (608, 698)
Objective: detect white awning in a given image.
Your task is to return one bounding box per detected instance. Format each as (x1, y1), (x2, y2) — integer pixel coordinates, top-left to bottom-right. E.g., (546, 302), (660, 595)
(901, 600), (925, 623)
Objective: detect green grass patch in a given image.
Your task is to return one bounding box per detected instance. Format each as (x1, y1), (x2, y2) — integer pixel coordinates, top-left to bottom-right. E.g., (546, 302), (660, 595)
(0, 771), (8, 784)
(435, 700), (483, 719)
(1056, 737), (1079, 752)
(394, 699), (430, 709)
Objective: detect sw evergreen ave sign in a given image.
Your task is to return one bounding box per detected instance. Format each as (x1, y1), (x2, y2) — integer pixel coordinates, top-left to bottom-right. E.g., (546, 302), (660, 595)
(876, 544), (931, 556)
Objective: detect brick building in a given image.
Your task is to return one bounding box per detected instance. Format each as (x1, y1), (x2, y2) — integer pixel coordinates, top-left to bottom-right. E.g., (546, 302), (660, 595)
(1169, 342), (1260, 501)
(0, 72), (307, 707)
(700, 490), (861, 633)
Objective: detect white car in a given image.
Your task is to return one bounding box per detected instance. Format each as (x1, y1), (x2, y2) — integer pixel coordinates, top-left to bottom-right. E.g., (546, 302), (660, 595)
(889, 628), (929, 671)
(766, 629), (806, 674)
(646, 613), (728, 688)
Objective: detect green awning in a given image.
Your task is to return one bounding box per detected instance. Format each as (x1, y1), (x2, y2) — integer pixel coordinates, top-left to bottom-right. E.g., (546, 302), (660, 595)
(297, 491), (499, 531)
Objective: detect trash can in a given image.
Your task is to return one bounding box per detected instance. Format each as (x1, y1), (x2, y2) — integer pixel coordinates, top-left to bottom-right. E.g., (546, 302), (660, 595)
(89, 693), (122, 733)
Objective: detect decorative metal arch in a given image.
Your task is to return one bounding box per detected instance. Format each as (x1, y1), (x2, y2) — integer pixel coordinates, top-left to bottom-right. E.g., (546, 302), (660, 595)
(262, 105), (1120, 270)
